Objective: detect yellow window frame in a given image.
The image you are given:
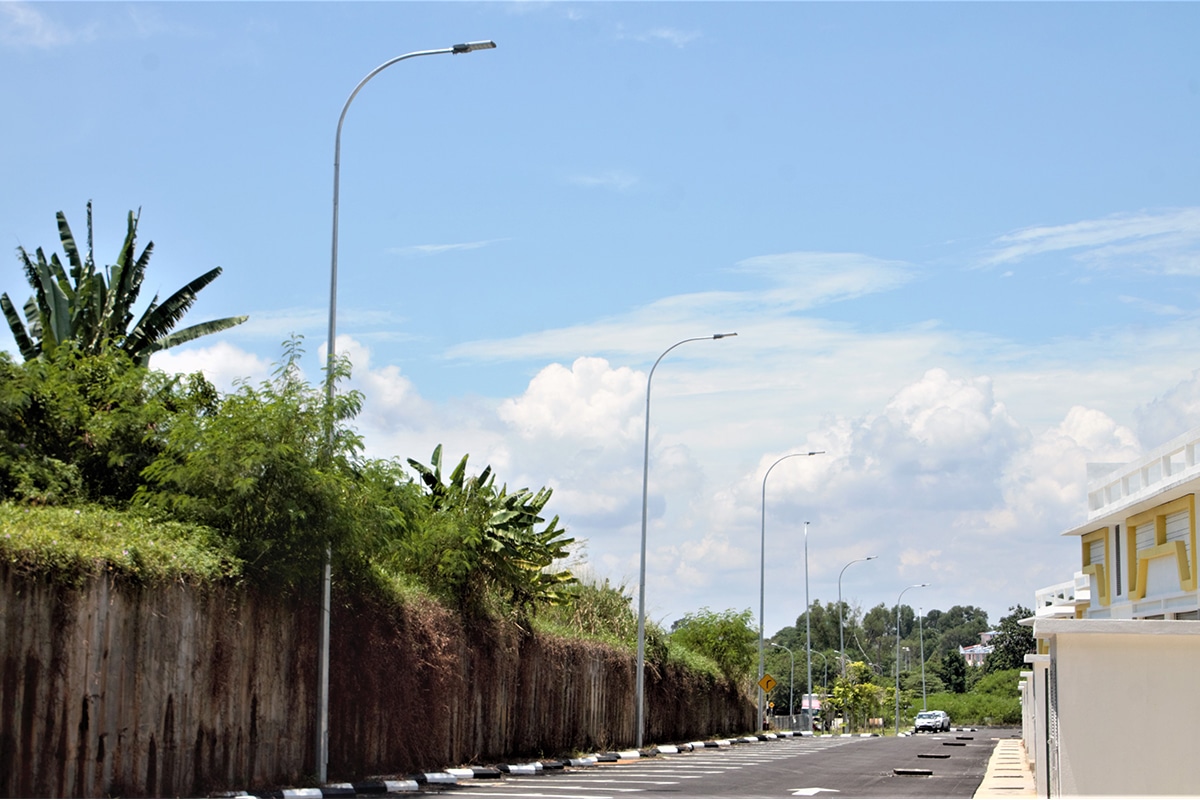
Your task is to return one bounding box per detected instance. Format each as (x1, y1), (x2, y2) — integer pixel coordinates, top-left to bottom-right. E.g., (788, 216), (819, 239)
(1081, 527), (1110, 606)
(1126, 494), (1196, 601)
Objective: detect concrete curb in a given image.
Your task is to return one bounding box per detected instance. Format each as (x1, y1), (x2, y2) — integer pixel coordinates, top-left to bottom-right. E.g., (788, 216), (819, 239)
(236, 729), (815, 797)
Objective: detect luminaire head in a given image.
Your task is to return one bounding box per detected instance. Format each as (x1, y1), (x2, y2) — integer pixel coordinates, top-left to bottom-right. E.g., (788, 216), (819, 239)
(453, 41), (497, 53)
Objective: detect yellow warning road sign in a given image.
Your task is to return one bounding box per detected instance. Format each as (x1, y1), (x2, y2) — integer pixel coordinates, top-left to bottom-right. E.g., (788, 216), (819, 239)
(757, 673), (777, 693)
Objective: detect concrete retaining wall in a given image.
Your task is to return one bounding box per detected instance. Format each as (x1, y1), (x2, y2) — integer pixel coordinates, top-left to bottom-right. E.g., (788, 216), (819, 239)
(0, 566), (753, 797)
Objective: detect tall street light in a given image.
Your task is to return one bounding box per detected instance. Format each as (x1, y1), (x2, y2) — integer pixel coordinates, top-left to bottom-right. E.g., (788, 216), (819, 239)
(636, 333), (737, 748)
(318, 39), (496, 784)
(837, 556), (876, 678)
(758, 452), (823, 727)
(811, 649), (829, 696)
(918, 606), (927, 711)
(810, 650), (829, 731)
(770, 643), (794, 721)
(894, 583), (929, 735)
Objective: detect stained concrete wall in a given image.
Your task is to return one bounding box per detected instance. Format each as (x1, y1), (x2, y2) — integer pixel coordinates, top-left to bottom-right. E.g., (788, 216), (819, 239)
(0, 566), (753, 797)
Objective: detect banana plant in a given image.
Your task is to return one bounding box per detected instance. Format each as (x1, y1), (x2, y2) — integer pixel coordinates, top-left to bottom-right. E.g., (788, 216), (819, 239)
(406, 445), (577, 610)
(2, 202), (247, 365)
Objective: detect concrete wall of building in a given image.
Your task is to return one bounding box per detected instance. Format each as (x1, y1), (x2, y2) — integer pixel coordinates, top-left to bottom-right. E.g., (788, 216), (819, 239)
(1033, 619), (1200, 797)
(0, 565), (753, 797)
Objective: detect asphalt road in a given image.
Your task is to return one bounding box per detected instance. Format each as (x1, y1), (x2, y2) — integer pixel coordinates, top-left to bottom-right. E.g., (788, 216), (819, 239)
(444, 729), (1018, 799)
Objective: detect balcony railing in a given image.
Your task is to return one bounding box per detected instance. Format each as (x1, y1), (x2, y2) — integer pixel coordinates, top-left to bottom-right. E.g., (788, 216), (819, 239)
(1035, 573), (1089, 618)
(1087, 429), (1200, 518)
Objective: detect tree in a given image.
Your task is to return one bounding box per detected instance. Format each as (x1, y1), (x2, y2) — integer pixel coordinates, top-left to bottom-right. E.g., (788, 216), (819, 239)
(670, 607), (757, 682)
(2, 202), (246, 366)
(984, 605), (1036, 673)
(136, 337), (370, 585)
(828, 661), (885, 733)
(935, 648), (969, 693)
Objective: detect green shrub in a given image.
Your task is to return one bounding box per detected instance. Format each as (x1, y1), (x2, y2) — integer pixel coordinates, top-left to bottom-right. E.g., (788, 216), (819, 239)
(920, 689), (1021, 725)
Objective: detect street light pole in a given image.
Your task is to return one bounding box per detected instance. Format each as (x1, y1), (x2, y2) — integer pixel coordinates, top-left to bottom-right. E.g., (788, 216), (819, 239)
(919, 607), (928, 711)
(803, 521), (814, 732)
(894, 583), (929, 736)
(771, 643), (794, 723)
(810, 649), (829, 731)
(837, 556), (877, 678)
(318, 39), (496, 784)
(758, 452), (823, 728)
(637, 333), (736, 748)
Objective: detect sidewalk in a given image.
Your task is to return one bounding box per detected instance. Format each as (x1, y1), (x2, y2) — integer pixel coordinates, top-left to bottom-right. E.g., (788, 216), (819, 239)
(973, 736), (1036, 798)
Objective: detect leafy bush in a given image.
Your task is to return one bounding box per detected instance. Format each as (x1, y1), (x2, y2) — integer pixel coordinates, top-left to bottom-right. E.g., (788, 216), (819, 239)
(669, 608), (756, 682)
(0, 346), (214, 506)
(387, 445), (576, 621)
(920, 689), (1021, 725)
(135, 339), (374, 586)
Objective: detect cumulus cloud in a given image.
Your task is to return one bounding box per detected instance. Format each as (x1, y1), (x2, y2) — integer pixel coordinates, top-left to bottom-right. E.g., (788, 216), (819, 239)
(1135, 369), (1200, 450)
(150, 341), (272, 392)
(499, 357), (643, 446)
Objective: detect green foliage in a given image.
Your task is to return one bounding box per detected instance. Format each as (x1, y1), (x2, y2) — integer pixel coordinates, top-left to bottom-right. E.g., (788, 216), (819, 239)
(0, 503), (240, 587)
(3, 202), (246, 365)
(984, 605), (1036, 673)
(135, 338), (371, 586)
(666, 637), (723, 680)
(387, 445), (577, 619)
(669, 607), (757, 682)
(971, 667), (1024, 697)
(935, 648), (969, 693)
(0, 346), (214, 506)
(533, 576), (637, 647)
(919, 690), (1021, 725)
(828, 661), (886, 733)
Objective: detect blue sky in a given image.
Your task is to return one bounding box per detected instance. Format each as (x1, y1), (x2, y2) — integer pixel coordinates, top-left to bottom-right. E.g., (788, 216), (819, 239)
(4, 1), (1200, 637)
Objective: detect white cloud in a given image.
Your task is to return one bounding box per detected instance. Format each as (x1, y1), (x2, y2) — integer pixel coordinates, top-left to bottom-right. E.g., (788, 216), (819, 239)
(639, 28), (701, 48)
(0, 3), (86, 48)
(446, 251), (914, 363)
(149, 341), (272, 392)
(982, 207), (1200, 274)
(566, 170), (640, 192)
(388, 239), (505, 257)
(1136, 370), (1200, 450)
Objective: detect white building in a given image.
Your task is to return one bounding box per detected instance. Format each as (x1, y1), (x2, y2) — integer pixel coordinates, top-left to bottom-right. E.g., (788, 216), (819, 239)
(1024, 426), (1200, 795)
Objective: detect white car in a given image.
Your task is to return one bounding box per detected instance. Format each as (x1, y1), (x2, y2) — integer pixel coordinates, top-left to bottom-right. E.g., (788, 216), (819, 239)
(914, 710), (950, 732)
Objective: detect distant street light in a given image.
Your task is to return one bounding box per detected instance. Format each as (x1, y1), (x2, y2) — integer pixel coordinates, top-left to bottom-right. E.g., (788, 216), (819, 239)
(894, 583), (929, 735)
(810, 649), (829, 731)
(811, 649), (829, 697)
(758, 452), (823, 727)
(636, 333), (737, 748)
(318, 39), (496, 784)
(771, 643), (795, 719)
(919, 607), (927, 711)
(837, 556), (877, 678)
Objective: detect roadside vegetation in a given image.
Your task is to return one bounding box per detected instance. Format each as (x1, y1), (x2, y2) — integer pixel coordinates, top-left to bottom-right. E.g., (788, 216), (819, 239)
(0, 204), (751, 693)
(0, 204), (1039, 707)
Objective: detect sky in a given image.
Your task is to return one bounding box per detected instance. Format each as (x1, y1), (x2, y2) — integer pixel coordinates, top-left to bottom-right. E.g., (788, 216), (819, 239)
(4, 1), (1200, 637)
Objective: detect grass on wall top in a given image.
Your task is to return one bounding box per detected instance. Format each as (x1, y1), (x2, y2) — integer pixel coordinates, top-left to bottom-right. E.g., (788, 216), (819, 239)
(0, 503), (242, 587)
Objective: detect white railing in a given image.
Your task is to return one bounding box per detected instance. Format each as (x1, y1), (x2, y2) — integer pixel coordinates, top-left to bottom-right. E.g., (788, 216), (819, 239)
(1035, 574), (1088, 618)
(1087, 429), (1200, 518)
